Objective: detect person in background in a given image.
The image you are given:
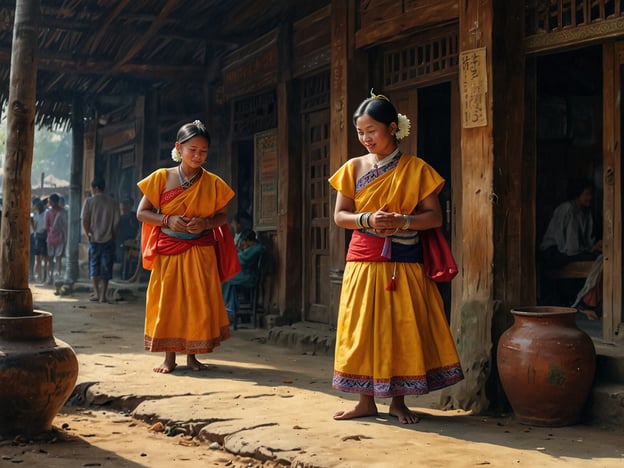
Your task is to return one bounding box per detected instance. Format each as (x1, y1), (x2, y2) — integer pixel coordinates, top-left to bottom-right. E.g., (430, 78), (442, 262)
(539, 179), (602, 319)
(221, 229), (264, 327)
(81, 177), (120, 303)
(230, 211), (252, 251)
(137, 120), (235, 373)
(328, 92), (463, 424)
(44, 193), (67, 285)
(30, 197), (47, 281)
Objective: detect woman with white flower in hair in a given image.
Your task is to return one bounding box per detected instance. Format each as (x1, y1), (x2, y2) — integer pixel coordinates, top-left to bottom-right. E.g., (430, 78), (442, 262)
(137, 120), (235, 373)
(328, 93), (463, 424)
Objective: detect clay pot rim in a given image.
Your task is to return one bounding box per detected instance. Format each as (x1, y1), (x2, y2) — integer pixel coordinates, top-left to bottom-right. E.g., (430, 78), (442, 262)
(0, 310), (52, 318)
(511, 306), (577, 316)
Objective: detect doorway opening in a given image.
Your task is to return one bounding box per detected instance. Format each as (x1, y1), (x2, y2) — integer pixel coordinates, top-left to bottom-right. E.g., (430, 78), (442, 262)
(534, 45), (603, 338)
(417, 82), (452, 320)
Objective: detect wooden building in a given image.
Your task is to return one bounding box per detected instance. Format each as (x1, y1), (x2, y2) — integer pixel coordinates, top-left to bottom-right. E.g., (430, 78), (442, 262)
(0, 0), (622, 413)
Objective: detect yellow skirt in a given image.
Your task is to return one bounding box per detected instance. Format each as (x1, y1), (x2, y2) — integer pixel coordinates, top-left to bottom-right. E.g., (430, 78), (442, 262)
(144, 244), (230, 354)
(333, 261), (463, 398)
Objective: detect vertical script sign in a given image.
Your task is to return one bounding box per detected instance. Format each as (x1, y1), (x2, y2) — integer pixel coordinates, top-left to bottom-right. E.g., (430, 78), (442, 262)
(254, 129), (279, 231)
(460, 47), (488, 128)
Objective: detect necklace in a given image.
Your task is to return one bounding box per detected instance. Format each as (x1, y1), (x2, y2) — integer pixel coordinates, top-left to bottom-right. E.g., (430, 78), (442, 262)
(177, 165), (200, 189)
(372, 147), (401, 169)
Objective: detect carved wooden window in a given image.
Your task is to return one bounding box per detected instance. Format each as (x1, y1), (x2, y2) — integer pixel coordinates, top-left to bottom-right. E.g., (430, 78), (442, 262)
(301, 70), (330, 112)
(382, 30), (459, 90)
(232, 90), (277, 138)
(526, 0), (624, 34)
(525, 1), (624, 52)
(254, 129), (278, 231)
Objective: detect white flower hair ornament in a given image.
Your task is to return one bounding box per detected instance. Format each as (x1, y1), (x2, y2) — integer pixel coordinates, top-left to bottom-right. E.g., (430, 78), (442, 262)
(395, 113), (411, 141)
(171, 147), (182, 162)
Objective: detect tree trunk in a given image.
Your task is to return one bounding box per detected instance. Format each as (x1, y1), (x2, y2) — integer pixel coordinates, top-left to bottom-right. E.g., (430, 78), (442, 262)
(0, 0), (40, 317)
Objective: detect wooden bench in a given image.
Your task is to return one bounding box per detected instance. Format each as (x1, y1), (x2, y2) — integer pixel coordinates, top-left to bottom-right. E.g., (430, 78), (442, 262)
(544, 261), (595, 280)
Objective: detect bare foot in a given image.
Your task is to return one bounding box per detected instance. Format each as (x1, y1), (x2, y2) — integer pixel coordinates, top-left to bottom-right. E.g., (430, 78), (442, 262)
(333, 401), (378, 420)
(186, 355), (212, 371)
(153, 361), (177, 374)
(389, 401), (420, 424)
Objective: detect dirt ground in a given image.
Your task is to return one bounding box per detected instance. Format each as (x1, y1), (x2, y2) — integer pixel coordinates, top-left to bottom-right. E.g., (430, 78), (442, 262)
(1, 282), (623, 468)
(0, 407), (278, 467)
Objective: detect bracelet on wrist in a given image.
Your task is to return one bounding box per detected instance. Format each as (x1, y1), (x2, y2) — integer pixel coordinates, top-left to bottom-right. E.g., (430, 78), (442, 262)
(402, 214), (411, 230)
(355, 213), (364, 229)
(362, 212), (372, 229)
(161, 214), (170, 227)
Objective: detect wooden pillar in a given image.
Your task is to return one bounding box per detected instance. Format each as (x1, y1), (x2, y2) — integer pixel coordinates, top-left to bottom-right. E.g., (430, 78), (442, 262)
(328, 0), (367, 324)
(63, 95), (85, 285)
(492, 2), (530, 308)
(0, 0), (40, 317)
(487, 1), (530, 412)
(277, 26), (303, 320)
(441, 0), (495, 413)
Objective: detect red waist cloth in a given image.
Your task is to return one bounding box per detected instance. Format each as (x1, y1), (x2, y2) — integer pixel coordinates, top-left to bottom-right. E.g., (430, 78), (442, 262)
(157, 229), (216, 255)
(142, 224), (216, 270)
(346, 230), (389, 262)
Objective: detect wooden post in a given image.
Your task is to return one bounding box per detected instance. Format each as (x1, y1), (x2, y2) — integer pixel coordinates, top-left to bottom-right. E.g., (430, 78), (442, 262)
(441, 0), (495, 413)
(63, 95), (84, 285)
(328, 0), (368, 324)
(0, 0), (40, 317)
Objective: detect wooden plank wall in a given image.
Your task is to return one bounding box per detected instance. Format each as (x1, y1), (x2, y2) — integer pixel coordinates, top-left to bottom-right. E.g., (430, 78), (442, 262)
(355, 0), (458, 48)
(292, 5), (331, 78)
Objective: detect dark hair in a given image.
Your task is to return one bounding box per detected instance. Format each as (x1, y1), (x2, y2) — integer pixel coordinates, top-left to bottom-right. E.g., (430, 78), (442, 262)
(177, 120), (211, 145)
(352, 96), (398, 127)
(91, 177), (105, 190)
(49, 193), (60, 203)
(568, 179), (593, 200)
(239, 229), (256, 243)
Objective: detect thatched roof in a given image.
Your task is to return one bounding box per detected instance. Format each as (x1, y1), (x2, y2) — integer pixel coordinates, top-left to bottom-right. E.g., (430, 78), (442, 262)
(0, 0), (329, 130)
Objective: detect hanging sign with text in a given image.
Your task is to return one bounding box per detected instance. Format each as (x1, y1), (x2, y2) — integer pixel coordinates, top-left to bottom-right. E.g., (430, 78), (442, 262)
(459, 47), (488, 128)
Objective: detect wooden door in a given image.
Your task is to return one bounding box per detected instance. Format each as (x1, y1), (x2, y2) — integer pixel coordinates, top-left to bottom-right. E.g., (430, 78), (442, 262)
(303, 110), (331, 323)
(390, 82), (460, 320)
(602, 42), (623, 342)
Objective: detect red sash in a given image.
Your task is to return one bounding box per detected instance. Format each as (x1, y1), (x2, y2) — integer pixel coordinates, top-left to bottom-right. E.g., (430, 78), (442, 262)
(346, 231), (390, 262)
(141, 224), (216, 270)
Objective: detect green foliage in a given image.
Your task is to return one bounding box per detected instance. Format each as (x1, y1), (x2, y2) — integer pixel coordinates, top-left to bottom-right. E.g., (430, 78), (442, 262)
(0, 115), (71, 187)
(31, 126), (72, 187)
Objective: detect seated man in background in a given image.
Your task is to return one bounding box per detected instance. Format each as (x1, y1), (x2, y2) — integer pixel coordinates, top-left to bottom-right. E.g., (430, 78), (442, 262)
(222, 229), (264, 327)
(230, 212), (253, 251)
(539, 179), (602, 319)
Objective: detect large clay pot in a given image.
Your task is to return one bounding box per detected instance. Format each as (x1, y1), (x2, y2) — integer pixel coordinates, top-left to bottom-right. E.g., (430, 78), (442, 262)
(497, 306), (595, 426)
(0, 311), (79, 436)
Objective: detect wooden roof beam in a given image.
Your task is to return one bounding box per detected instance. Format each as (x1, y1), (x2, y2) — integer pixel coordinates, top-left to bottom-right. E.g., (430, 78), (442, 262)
(114, 0), (178, 68)
(86, 0), (132, 55)
(0, 48), (206, 81)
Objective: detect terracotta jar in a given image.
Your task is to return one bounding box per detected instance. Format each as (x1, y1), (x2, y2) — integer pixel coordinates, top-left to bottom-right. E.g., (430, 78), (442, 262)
(0, 311), (79, 436)
(497, 306), (595, 426)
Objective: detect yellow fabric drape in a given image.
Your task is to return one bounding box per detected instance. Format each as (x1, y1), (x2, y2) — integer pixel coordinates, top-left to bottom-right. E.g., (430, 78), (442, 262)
(328, 154), (463, 397)
(137, 168), (235, 354)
